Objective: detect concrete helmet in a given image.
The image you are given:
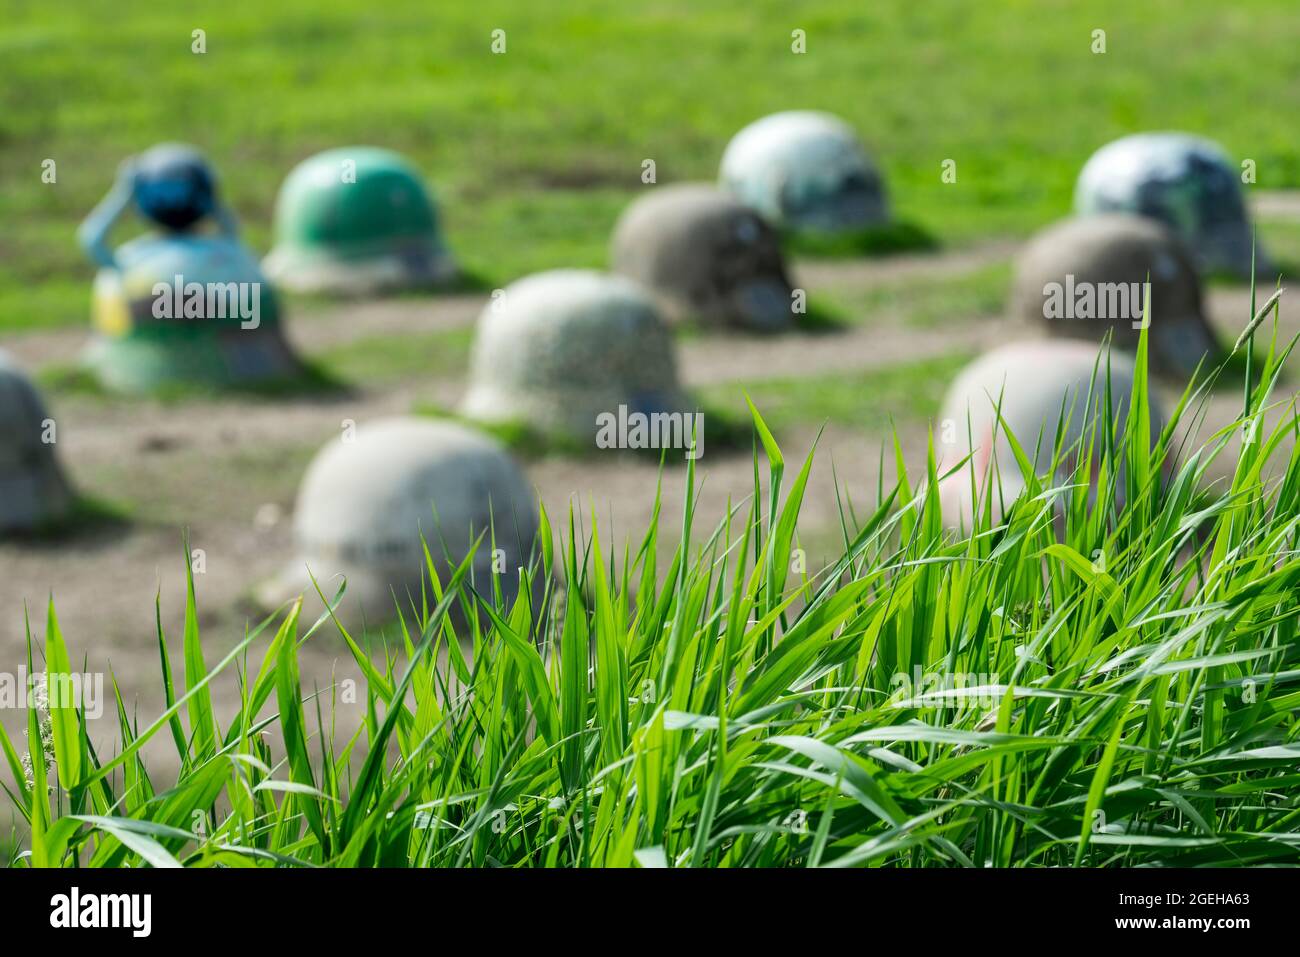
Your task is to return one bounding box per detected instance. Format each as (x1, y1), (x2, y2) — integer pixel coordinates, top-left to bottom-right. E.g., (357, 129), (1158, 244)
(132, 143), (217, 231)
(259, 418), (538, 628)
(85, 234), (300, 393)
(1075, 133), (1269, 280)
(610, 184), (795, 331)
(0, 350), (73, 534)
(263, 146), (456, 295)
(936, 340), (1164, 527)
(1011, 214), (1216, 379)
(719, 111), (889, 233)
(460, 270), (691, 444)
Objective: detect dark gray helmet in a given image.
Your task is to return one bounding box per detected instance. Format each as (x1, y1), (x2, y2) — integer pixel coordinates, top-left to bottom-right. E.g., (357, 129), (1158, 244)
(1011, 214), (1217, 378)
(610, 184), (795, 331)
(1075, 133), (1270, 280)
(0, 350), (73, 533)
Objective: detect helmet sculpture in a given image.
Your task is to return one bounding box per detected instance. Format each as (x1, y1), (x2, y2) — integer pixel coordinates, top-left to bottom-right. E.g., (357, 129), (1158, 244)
(0, 350), (73, 534)
(936, 341), (1164, 528)
(719, 111), (889, 233)
(1011, 213), (1217, 378)
(1075, 133), (1269, 279)
(260, 418), (538, 629)
(264, 147), (456, 295)
(460, 270), (691, 444)
(78, 144), (300, 393)
(610, 184), (796, 331)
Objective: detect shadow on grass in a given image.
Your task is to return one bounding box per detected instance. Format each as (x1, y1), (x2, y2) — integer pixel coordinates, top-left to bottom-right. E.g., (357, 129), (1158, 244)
(784, 219), (939, 259)
(10, 494), (133, 546)
(670, 298), (850, 339)
(281, 267), (497, 313)
(413, 399), (757, 464)
(39, 358), (355, 405)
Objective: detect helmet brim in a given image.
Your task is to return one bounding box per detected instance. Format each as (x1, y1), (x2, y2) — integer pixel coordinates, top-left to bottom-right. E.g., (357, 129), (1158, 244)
(1204, 222), (1274, 282)
(1149, 313), (1222, 379)
(0, 469), (74, 534)
(263, 244), (457, 296)
(731, 277), (796, 331)
(83, 326), (303, 394)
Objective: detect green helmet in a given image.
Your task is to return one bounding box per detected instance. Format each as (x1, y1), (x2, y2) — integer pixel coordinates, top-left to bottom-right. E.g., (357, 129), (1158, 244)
(1010, 214), (1217, 378)
(719, 111), (889, 233)
(263, 147), (456, 295)
(0, 350), (73, 534)
(1075, 133), (1269, 280)
(936, 341), (1164, 527)
(460, 270), (690, 444)
(85, 233), (300, 394)
(258, 417), (537, 629)
(610, 184), (795, 331)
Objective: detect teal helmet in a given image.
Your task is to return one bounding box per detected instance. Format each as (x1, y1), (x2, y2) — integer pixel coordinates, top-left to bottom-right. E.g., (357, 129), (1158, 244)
(86, 233), (299, 394)
(263, 147), (456, 295)
(1075, 133), (1269, 280)
(719, 111), (889, 233)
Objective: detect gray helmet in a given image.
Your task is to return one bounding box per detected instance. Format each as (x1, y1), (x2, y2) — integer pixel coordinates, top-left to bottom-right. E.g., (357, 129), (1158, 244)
(610, 184), (795, 331)
(1075, 133), (1269, 280)
(719, 111), (889, 233)
(1011, 214), (1217, 378)
(0, 350), (73, 534)
(460, 270), (690, 443)
(259, 417), (537, 628)
(936, 340), (1163, 527)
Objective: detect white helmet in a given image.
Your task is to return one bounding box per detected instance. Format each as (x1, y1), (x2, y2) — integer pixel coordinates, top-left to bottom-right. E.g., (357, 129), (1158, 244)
(936, 340), (1164, 527)
(1075, 132), (1270, 280)
(259, 418), (537, 628)
(719, 111), (889, 233)
(0, 350), (73, 534)
(460, 270), (690, 444)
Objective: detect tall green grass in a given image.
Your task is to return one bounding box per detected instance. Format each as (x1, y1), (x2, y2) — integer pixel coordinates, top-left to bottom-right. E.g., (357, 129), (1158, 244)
(4, 294), (1300, 868)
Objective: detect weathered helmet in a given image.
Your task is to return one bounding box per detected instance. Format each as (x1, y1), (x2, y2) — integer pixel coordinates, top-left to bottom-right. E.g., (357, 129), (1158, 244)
(1075, 133), (1269, 279)
(263, 147), (456, 295)
(133, 143), (217, 231)
(86, 234), (300, 393)
(259, 418), (538, 628)
(1011, 214), (1216, 378)
(460, 270), (690, 443)
(610, 184), (795, 331)
(0, 350), (73, 534)
(719, 111), (889, 233)
(936, 340), (1163, 527)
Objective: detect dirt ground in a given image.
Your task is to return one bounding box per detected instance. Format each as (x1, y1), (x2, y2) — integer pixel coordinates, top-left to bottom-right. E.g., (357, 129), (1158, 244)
(2, 212), (1297, 790)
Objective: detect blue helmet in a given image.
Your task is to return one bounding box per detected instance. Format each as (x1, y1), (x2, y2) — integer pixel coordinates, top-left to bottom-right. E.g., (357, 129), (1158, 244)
(133, 143), (217, 231)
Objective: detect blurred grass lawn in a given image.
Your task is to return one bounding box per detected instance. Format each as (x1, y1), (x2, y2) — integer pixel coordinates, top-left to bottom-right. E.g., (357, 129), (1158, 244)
(3, 0), (1300, 332)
